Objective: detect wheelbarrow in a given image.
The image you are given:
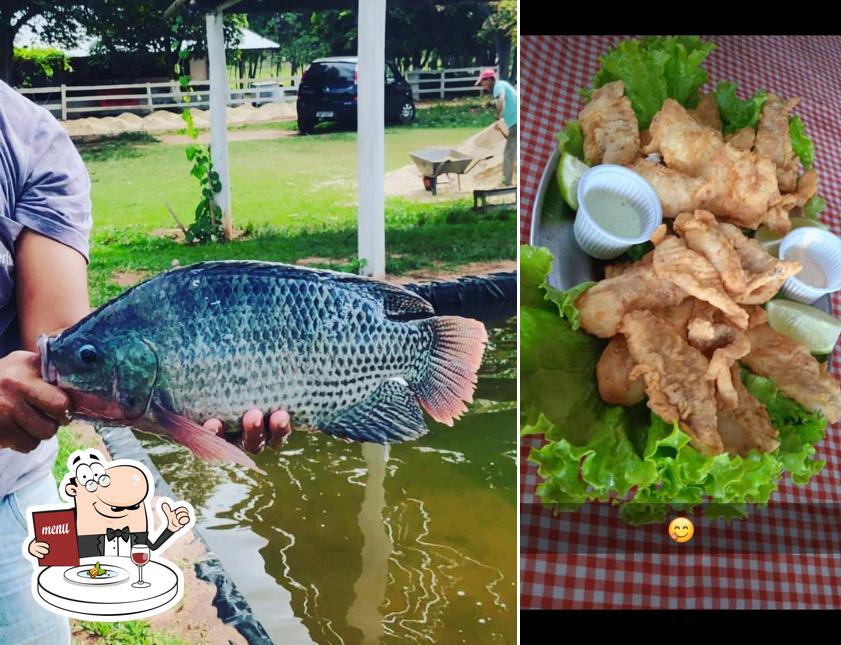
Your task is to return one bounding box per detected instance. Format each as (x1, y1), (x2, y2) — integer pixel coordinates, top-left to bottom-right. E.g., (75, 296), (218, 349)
(409, 148), (494, 195)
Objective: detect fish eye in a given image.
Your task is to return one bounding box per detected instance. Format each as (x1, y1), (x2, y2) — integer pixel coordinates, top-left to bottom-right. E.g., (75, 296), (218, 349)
(78, 344), (99, 365)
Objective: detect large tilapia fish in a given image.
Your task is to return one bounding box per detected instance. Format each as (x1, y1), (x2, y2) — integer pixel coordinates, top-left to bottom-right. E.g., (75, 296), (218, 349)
(39, 262), (487, 471)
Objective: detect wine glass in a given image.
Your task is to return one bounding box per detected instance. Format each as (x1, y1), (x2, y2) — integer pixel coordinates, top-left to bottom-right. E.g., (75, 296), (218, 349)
(130, 544), (151, 588)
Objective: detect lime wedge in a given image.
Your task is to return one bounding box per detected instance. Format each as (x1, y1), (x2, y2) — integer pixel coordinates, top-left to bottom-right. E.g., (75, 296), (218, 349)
(766, 299), (841, 355)
(557, 151), (589, 211)
(755, 217), (829, 257)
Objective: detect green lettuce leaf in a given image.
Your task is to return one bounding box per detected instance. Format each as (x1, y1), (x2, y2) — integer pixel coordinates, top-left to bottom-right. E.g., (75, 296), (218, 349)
(713, 81), (767, 134)
(625, 242), (653, 262)
(520, 306), (606, 443)
(556, 120), (585, 162)
(520, 245), (555, 311)
(789, 115), (815, 170)
(586, 36), (715, 130)
(744, 374), (826, 485)
(519, 244), (595, 328)
(803, 195), (826, 221)
(521, 245), (828, 525)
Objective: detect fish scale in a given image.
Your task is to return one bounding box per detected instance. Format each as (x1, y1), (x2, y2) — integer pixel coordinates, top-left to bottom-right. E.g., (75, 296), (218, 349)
(44, 262), (487, 470)
(156, 270), (417, 427)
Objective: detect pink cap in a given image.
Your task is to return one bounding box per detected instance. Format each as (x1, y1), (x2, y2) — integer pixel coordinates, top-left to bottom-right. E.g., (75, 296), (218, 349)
(476, 69), (496, 85)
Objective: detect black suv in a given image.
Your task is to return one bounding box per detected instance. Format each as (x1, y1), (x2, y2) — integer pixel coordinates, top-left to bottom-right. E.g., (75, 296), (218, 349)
(296, 56), (416, 134)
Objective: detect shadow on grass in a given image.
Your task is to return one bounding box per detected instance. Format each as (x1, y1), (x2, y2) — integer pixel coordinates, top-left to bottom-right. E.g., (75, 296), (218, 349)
(89, 205), (515, 306)
(77, 132), (160, 162)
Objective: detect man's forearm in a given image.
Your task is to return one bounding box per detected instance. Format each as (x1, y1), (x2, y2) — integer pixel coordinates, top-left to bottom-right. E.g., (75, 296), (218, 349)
(15, 229), (90, 352)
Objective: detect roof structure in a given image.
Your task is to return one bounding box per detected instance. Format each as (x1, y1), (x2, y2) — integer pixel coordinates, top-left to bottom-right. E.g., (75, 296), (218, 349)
(13, 19), (279, 58)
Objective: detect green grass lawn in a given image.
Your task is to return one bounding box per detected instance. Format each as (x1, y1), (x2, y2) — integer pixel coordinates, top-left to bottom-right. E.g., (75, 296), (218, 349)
(83, 125), (483, 231)
(79, 107), (513, 306)
(88, 202), (513, 306)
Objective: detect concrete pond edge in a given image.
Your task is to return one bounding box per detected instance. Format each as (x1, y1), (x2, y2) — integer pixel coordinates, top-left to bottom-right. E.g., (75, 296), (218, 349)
(98, 426), (273, 644)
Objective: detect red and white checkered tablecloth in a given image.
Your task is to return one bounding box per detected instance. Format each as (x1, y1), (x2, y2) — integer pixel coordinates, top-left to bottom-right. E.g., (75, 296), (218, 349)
(520, 35), (841, 609)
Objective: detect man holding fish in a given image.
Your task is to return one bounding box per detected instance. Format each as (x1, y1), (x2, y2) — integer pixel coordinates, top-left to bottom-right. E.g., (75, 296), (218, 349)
(0, 81), (288, 644)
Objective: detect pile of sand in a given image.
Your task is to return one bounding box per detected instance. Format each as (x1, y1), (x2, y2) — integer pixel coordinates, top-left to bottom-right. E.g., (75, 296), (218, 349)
(384, 123), (508, 198)
(141, 110), (185, 133)
(188, 107), (211, 128)
(61, 102), (297, 140)
(257, 102), (296, 120)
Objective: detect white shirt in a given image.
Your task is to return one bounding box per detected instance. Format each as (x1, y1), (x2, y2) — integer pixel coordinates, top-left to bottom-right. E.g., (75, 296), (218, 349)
(103, 532), (130, 556)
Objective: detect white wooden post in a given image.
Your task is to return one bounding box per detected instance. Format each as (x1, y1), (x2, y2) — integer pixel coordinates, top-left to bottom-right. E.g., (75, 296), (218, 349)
(356, 0), (386, 279)
(146, 82), (153, 112)
(60, 85), (67, 121)
(439, 69), (445, 99)
(206, 10), (233, 240)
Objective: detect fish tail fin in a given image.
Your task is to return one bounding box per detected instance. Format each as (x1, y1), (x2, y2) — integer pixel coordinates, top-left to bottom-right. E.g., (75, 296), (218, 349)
(410, 316), (487, 426)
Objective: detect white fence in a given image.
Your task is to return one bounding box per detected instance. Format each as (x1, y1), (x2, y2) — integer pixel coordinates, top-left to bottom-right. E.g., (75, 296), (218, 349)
(405, 66), (498, 100)
(17, 66), (499, 120)
(17, 77), (301, 120)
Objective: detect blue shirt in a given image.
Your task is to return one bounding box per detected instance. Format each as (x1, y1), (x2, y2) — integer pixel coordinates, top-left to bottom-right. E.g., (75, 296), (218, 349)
(493, 80), (518, 129)
(0, 81), (92, 498)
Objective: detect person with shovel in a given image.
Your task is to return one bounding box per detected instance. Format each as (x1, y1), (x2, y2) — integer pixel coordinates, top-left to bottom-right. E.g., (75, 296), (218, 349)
(477, 69), (518, 186)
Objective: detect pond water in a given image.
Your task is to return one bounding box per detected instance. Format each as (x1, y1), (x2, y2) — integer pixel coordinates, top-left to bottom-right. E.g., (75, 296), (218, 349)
(142, 317), (516, 644)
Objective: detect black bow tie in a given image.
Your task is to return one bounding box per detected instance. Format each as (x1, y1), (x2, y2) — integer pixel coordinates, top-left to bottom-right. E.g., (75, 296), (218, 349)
(106, 526), (130, 542)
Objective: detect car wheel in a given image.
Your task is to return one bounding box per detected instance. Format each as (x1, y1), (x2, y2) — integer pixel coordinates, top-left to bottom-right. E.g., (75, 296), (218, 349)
(298, 115), (316, 134)
(397, 101), (415, 124)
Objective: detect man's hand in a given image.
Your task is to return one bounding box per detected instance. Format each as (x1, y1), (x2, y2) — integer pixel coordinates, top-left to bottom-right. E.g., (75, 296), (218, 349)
(28, 539), (50, 559)
(0, 351), (71, 453)
(161, 501), (191, 533)
(202, 408), (292, 454)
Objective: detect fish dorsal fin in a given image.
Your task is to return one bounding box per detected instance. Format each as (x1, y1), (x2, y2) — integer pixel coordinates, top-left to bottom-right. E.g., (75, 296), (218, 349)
(319, 379), (428, 443)
(170, 261), (435, 320)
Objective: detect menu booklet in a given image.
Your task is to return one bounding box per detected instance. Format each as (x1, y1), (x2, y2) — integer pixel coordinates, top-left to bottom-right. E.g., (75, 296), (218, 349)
(32, 509), (80, 567)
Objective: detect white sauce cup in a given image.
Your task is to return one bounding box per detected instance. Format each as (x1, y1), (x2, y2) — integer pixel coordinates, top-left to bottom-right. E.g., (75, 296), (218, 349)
(779, 227), (841, 304)
(573, 164), (663, 260)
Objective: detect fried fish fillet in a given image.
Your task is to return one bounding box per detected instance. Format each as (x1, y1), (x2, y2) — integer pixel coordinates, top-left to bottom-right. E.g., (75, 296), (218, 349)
(576, 262), (688, 338)
(716, 365), (780, 456)
(755, 93), (801, 193)
(621, 310), (723, 456)
(674, 210), (748, 295)
(652, 235), (749, 329)
(687, 309), (751, 409)
(719, 222), (802, 304)
(793, 170), (818, 208)
(628, 158), (715, 218)
(743, 324), (841, 423)
(725, 126), (756, 151)
(645, 99), (790, 232)
(579, 80), (640, 165)
(597, 335), (645, 406)
(603, 251), (653, 279)
(649, 297), (697, 338)
(689, 92), (722, 132)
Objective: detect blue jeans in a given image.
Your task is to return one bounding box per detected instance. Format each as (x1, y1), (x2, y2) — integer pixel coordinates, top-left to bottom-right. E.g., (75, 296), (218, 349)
(0, 473), (71, 644)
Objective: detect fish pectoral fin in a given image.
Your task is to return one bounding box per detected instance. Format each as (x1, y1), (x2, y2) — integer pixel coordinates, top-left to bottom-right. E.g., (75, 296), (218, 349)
(320, 380), (428, 443)
(150, 404), (266, 475)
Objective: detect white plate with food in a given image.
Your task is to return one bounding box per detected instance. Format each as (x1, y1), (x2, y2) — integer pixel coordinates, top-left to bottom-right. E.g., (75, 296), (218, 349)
(64, 562), (129, 586)
(522, 35), (841, 526)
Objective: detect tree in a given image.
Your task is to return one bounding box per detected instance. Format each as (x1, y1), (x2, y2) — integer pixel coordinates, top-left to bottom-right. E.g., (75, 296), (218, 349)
(247, 3), (496, 75)
(478, 0), (517, 81)
(248, 11), (333, 76)
(76, 1), (243, 78)
(0, 2), (85, 83)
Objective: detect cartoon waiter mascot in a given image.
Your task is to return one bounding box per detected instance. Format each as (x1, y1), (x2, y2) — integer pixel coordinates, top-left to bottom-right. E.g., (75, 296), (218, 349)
(22, 449), (195, 621)
(27, 450), (192, 559)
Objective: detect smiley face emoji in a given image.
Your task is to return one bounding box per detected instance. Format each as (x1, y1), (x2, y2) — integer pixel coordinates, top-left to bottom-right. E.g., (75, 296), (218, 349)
(668, 517), (694, 543)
